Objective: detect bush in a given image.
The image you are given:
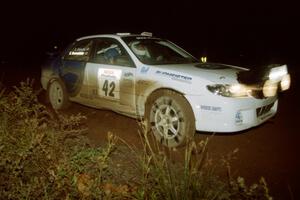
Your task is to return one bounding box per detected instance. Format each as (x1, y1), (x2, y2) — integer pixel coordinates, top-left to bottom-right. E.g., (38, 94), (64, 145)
(0, 80), (273, 199)
(0, 80), (117, 200)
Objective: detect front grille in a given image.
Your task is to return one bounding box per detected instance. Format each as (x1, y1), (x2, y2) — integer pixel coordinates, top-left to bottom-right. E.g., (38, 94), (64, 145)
(256, 103), (274, 117)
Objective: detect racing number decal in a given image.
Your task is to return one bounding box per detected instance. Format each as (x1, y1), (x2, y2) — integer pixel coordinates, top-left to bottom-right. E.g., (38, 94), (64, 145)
(98, 68), (121, 100)
(102, 80), (116, 97)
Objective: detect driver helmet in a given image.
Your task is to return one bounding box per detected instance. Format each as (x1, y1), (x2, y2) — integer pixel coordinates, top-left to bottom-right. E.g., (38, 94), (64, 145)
(130, 41), (149, 57)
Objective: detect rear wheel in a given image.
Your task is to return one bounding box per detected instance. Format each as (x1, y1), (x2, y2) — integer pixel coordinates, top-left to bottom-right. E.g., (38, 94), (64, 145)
(48, 79), (69, 110)
(145, 90), (195, 147)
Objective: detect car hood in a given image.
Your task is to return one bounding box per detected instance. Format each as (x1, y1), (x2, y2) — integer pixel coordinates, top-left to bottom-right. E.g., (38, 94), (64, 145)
(153, 63), (248, 84)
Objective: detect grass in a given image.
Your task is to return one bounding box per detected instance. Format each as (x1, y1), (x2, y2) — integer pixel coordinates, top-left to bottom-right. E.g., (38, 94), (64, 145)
(0, 79), (273, 200)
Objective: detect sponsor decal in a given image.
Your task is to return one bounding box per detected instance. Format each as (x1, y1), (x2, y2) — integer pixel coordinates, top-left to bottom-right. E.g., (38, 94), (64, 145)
(124, 72), (133, 77)
(200, 105), (222, 112)
(235, 111), (243, 124)
(98, 68), (122, 79)
(98, 68), (121, 100)
(141, 66), (150, 74)
(156, 70), (192, 83)
(102, 69), (115, 76)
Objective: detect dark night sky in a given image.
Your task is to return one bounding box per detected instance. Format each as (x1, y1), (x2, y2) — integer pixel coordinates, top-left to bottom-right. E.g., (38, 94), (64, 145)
(1, 1), (299, 68)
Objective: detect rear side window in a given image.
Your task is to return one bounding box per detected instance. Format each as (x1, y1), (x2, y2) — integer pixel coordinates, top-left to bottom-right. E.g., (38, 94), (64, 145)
(64, 39), (93, 61)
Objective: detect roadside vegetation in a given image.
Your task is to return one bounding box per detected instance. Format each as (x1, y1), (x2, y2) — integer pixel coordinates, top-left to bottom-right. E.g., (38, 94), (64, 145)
(0, 79), (273, 199)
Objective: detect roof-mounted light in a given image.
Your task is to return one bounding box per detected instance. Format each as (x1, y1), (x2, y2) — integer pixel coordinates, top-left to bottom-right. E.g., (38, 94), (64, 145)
(141, 32), (153, 37)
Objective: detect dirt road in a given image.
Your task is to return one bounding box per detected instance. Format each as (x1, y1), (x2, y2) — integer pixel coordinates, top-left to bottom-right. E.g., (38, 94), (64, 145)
(60, 87), (299, 200)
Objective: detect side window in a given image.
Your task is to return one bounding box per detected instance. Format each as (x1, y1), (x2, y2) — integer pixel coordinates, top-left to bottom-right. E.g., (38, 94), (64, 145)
(92, 38), (134, 67)
(64, 40), (93, 61)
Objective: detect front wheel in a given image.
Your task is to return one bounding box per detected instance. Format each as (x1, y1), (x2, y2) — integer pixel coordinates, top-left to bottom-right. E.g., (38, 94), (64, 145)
(48, 79), (70, 110)
(145, 90), (195, 147)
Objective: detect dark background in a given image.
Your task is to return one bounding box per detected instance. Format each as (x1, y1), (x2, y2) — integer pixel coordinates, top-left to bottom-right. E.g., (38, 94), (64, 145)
(1, 1), (299, 68)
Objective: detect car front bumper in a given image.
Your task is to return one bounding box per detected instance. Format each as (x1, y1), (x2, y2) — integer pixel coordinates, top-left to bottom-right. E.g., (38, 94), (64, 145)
(186, 94), (278, 132)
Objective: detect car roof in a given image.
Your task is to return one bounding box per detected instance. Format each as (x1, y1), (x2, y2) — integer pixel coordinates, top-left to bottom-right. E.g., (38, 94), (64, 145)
(76, 33), (153, 41)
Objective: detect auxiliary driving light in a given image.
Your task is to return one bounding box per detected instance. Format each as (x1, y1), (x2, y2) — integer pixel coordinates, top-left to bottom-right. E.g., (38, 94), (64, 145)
(263, 80), (278, 97)
(280, 74), (291, 91)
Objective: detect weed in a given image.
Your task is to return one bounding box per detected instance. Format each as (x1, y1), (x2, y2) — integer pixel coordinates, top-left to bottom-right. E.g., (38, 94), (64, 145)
(0, 80), (273, 199)
(0, 80), (116, 200)
(130, 121), (273, 200)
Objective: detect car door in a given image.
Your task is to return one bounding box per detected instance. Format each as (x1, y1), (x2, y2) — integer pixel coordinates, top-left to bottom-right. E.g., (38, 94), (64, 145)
(85, 38), (136, 114)
(60, 39), (93, 98)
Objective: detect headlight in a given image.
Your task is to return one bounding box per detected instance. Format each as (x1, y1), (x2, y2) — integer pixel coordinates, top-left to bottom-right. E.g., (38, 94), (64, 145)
(207, 84), (248, 97)
(280, 74), (291, 91)
(262, 80), (278, 97)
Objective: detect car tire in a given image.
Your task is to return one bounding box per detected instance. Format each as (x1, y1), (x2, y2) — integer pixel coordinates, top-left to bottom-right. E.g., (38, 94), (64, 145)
(145, 89), (195, 147)
(47, 79), (70, 110)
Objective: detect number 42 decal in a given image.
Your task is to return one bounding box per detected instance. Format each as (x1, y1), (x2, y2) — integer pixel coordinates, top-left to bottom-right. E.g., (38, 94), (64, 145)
(98, 68), (121, 100)
(102, 80), (115, 97)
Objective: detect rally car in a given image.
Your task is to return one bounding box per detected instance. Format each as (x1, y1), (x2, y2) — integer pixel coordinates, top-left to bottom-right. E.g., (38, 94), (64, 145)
(41, 32), (291, 147)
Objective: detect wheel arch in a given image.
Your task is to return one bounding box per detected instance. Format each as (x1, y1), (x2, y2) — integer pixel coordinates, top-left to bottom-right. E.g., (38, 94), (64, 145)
(145, 87), (185, 105)
(46, 76), (64, 91)
(144, 87), (195, 121)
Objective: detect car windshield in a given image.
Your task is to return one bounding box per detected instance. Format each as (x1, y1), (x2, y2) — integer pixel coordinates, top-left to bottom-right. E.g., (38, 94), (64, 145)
(122, 36), (198, 65)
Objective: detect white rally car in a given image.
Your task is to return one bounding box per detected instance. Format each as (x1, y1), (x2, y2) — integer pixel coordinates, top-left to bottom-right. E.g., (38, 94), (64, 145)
(41, 32), (291, 147)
